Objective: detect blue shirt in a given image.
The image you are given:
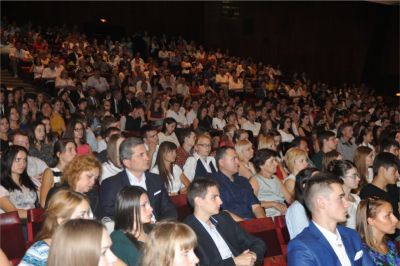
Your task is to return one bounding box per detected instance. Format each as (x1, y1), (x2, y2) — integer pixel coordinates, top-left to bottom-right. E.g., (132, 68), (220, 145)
(212, 171), (260, 219)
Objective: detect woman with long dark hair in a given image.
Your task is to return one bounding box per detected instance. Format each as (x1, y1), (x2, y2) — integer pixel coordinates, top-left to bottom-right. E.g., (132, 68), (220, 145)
(151, 141), (190, 195)
(0, 145), (37, 218)
(111, 186), (154, 266)
(63, 119), (91, 155)
(28, 121), (54, 163)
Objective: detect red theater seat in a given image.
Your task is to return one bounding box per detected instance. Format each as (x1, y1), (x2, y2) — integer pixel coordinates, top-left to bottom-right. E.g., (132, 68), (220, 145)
(170, 194), (192, 221)
(0, 212), (26, 265)
(239, 217), (282, 258)
(27, 208), (45, 243)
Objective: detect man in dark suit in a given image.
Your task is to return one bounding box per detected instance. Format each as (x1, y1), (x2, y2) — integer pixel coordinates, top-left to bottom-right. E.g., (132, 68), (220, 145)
(185, 178), (266, 266)
(100, 137), (177, 220)
(110, 88), (122, 116)
(287, 175), (364, 266)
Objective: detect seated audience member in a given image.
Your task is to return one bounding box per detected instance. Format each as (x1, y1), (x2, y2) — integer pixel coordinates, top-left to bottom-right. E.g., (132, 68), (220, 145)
(97, 126), (121, 163)
(185, 178), (266, 265)
(286, 167), (319, 239)
(356, 198), (400, 265)
(183, 133), (217, 181)
(47, 219), (122, 266)
(20, 190), (92, 265)
(11, 130), (48, 188)
(327, 160), (361, 229)
(141, 221), (199, 266)
(284, 147), (309, 199)
(158, 117), (180, 147)
(212, 146), (266, 221)
(219, 124), (236, 148)
(278, 116), (295, 144)
(151, 141), (190, 195)
(252, 149), (292, 217)
(233, 129), (249, 143)
(241, 109), (261, 137)
(141, 125), (159, 169)
(353, 146), (374, 186)
(63, 119), (91, 155)
(111, 186), (154, 266)
(175, 128), (196, 168)
(212, 106), (226, 131)
(356, 128), (375, 152)
(311, 130), (337, 170)
(360, 152), (400, 224)
(46, 154), (101, 217)
(0, 145), (37, 218)
(287, 175), (364, 265)
(235, 140), (256, 180)
(380, 138), (399, 158)
(124, 104), (147, 132)
(100, 137), (177, 219)
(165, 98), (189, 128)
(40, 139), (77, 207)
(101, 134), (125, 184)
(192, 105), (213, 131)
(28, 121), (54, 163)
(337, 122), (358, 161)
(321, 150), (343, 171)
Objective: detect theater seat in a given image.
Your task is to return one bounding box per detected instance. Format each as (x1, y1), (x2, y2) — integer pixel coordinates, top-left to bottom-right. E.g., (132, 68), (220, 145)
(0, 211), (26, 265)
(238, 217), (283, 257)
(273, 215), (290, 255)
(170, 194), (192, 221)
(27, 208), (45, 243)
(263, 255), (287, 266)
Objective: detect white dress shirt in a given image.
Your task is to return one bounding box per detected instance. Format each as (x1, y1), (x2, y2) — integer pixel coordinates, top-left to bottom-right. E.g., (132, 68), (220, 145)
(183, 152), (217, 181)
(125, 169), (147, 191)
(313, 222), (352, 266)
(196, 216), (233, 260)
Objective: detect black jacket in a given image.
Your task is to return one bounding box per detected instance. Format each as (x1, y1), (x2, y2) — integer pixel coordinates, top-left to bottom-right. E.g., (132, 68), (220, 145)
(185, 212), (266, 266)
(99, 169), (177, 220)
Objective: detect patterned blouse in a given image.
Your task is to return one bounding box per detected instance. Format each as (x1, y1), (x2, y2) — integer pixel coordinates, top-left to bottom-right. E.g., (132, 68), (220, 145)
(364, 241), (400, 266)
(19, 240), (49, 266)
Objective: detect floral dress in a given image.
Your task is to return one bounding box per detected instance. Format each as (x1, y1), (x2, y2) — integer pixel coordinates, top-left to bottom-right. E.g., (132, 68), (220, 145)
(364, 241), (400, 266)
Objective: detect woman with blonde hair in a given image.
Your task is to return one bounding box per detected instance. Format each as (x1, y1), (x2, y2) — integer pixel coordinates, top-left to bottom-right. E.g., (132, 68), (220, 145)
(101, 134), (125, 184)
(283, 147), (309, 199)
(46, 154), (102, 217)
(235, 140), (256, 180)
(141, 221), (199, 266)
(48, 219), (123, 266)
(20, 190), (92, 265)
(356, 198), (400, 265)
(354, 146), (375, 187)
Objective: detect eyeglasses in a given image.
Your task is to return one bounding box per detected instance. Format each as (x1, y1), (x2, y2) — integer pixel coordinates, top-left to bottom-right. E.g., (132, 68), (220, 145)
(344, 173), (360, 179)
(197, 143), (211, 148)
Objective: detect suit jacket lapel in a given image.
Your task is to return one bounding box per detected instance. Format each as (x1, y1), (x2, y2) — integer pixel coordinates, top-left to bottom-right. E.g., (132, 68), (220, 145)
(338, 226), (355, 266)
(309, 222), (342, 266)
(121, 170), (131, 187)
(212, 216), (240, 256)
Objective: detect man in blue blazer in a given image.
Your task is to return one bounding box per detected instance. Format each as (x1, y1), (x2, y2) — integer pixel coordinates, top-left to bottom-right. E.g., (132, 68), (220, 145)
(287, 175), (364, 266)
(100, 137), (177, 220)
(185, 178), (266, 266)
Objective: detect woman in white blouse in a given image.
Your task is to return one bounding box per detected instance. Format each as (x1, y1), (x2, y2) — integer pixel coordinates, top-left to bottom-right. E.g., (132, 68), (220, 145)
(101, 134), (125, 184)
(151, 141), (190, 195)
(183, 134), (217, 181)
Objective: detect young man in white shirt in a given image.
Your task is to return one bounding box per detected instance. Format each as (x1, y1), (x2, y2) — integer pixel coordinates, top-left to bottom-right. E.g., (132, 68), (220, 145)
(288, 175), (364, 266)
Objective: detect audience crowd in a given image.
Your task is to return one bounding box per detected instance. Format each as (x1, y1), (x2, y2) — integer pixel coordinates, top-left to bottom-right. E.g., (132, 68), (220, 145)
(0, 18), (399, 265)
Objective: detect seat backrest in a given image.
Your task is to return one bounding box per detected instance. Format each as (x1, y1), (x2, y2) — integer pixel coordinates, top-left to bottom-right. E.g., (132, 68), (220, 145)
(239, 217), (282, 257)
(27, 208), (45, 243)
(273, 215), (290, 245)
(0, 212), (26, 261)
(170, 194), (192, 222)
